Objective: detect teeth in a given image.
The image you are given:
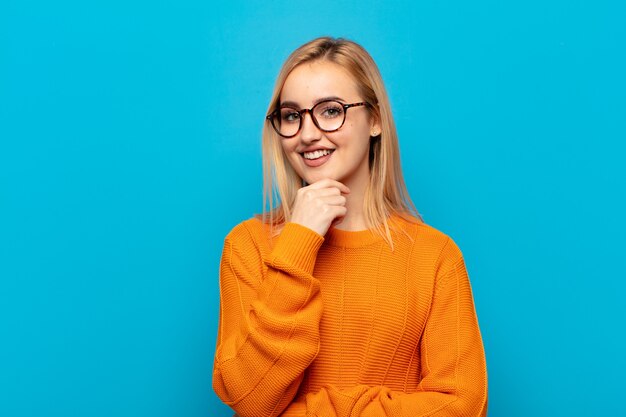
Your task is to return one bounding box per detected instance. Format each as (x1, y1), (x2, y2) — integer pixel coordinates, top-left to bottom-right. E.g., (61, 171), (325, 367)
(303, 149), (332, 160)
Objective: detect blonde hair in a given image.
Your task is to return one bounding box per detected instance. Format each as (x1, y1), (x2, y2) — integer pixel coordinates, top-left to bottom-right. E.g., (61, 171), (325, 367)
(259, 36), (424, 247)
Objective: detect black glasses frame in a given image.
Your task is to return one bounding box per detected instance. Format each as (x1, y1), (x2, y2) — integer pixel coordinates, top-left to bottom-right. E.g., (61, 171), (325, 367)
(266, 100), (371, 138)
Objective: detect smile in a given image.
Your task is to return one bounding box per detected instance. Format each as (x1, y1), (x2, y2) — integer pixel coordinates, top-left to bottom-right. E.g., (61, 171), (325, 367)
(300, 149), (335, 167)
(302, 149), (334, 160)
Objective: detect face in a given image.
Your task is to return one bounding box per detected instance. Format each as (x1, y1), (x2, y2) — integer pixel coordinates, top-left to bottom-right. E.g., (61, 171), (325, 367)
(278, 60), (380, 188)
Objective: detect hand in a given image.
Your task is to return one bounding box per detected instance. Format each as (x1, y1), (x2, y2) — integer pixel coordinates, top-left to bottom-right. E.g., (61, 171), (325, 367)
(290, 179), (350, 236)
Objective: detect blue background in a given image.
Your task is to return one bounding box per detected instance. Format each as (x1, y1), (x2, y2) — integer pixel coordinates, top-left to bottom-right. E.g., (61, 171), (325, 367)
(1, 1), (625, 416)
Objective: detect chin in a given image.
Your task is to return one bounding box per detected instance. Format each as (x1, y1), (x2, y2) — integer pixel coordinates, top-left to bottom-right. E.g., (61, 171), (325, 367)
(301, 170), (339, 185)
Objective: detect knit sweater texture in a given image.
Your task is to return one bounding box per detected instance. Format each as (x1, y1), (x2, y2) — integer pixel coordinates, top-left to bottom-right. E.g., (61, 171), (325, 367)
(212, 214), (488, 417)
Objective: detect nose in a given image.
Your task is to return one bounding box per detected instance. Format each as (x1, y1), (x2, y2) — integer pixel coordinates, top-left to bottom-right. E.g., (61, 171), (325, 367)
(299, 110), (322, 144)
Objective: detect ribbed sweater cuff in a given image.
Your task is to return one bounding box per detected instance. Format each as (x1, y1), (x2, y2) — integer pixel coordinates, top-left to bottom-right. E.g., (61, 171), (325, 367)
(271, 222), (324, 274)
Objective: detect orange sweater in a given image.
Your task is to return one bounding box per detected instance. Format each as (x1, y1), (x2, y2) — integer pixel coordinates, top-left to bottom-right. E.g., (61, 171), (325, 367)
(213, 215), (487, 417)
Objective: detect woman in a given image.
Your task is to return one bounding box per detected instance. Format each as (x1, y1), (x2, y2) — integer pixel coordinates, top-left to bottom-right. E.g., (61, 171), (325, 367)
(212, 36), (488, 417)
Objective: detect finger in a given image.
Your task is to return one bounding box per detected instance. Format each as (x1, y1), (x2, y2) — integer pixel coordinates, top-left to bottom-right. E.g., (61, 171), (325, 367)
(332, 206), (348, 218)
(307, 178), (350, 194)
(310, 187), (343, 198)
(321, 204), (347, 221)
(330, 215), (345, 228)
(318, 195), (347, 206)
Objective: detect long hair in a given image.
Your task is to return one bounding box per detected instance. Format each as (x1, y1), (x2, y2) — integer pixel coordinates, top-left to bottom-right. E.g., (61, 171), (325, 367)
(259, 36), (424, 247)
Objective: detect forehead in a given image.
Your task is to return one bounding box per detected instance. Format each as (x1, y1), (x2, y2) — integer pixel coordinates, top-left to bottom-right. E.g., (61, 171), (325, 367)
(280, 60), (360, 107)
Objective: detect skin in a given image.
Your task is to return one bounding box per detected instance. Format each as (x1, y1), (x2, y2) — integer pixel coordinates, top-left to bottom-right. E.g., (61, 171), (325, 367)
(279, 60), (381, 236)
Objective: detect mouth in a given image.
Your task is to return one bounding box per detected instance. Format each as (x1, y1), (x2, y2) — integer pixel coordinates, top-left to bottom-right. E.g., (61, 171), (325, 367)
(300, 149), (335, 167)
(301, 149), (334, 160)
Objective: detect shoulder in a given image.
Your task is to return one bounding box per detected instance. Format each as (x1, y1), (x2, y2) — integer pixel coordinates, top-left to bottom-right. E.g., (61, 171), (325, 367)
(224, 217), (269, 241)
(391, 213), (464, 270)
(223, 217), (275, 256)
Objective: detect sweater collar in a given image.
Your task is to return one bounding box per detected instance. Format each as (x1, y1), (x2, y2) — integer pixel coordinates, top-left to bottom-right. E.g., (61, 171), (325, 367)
(323, 225), (383, 248)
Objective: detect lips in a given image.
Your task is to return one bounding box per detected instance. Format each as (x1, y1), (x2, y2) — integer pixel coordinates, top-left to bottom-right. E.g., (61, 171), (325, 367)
(303, 149), (333, 160)
(300, 149), (334, 167)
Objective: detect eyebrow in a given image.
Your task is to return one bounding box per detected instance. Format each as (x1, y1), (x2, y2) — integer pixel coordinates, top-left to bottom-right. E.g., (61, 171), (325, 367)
(280, 96), (345, 108)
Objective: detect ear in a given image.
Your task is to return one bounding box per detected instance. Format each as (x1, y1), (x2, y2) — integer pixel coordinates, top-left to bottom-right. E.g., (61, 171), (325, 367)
(370, 116), (382, 137)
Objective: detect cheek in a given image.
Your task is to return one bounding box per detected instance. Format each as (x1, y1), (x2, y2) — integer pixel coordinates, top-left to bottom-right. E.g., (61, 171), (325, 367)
(345, 120), (372, 140)
(281, 145), (302, 170)
(339, 124), (371, 152)
(280, 142), (296, 158)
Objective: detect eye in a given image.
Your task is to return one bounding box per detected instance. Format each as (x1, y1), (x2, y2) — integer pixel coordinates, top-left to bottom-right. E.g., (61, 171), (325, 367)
(318, 103), (344, 119)
(280, 108), (300, 123)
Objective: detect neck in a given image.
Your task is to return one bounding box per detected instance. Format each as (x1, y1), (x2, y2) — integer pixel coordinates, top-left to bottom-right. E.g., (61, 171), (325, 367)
(334, 174), (369, 231)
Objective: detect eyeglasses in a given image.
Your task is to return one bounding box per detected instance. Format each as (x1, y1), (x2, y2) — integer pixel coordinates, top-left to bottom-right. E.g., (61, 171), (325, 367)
(266, 100), (370, 138)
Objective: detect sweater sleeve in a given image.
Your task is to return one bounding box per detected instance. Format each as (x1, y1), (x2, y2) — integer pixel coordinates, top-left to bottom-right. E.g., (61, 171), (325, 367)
(212, 221), (325, 417)
(305, 238), (488, 417)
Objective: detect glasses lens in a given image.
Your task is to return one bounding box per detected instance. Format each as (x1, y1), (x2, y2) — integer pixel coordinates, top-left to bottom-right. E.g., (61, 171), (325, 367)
(313, 101), (345, 131)
(273, 107), (300, 137)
